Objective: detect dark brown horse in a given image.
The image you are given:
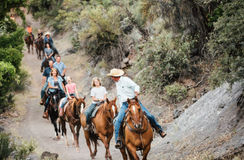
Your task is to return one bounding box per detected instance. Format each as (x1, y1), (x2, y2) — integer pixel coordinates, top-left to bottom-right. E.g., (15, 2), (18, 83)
(40, 58), (50, 73)
(35, 36), (44, 60)
(47, 90), (62, 140)
(80, 98), (118, 159)
(24, 34), (34, 54)
(59, 97), (86, 151)
(119, 97), (153, 160)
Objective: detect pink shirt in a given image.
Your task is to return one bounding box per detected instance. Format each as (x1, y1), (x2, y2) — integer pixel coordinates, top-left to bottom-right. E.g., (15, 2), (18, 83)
(66, 83), (76, 94)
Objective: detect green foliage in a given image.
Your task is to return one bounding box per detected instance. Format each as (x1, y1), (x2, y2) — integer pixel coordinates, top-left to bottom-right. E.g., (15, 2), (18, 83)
(0, 133), (14, 159)
(134, 29), (192, 94)
(207, 5), (223, 28)
(0, 61), (16, 110)
(28, 0), (63, 22)
(208, 0), (244, 87)
(0, 133), (36, 160)
(164, 83), (187, 103)
(0, 0), (27, 20)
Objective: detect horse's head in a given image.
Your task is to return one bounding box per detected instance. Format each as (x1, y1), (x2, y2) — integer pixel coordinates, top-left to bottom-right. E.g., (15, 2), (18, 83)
(127, 97), (143, 129)
(103, 98), (118, 120)
(73, 96), (86, 116)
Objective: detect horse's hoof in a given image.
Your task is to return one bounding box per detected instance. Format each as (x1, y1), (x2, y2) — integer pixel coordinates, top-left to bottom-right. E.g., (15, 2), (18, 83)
(76, 147), (80, 152)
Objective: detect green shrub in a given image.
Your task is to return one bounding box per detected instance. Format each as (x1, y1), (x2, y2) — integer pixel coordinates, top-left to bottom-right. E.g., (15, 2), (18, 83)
(0, 61), (16, 110)
(0, 133), (14, 160)
(0, 133), (36, 160)
(164, 82), (187, 103)
(208, 0), (244, 87)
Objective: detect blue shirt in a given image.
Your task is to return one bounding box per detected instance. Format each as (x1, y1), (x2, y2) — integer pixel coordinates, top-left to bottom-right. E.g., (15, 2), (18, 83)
(43, 67), (52, 81)
(115, 76), (140, 107)
(44, 48), (53, 56)
(47, 76), (64, 92)
(44, 36), (54, 46)
(54, 62), (66, 75)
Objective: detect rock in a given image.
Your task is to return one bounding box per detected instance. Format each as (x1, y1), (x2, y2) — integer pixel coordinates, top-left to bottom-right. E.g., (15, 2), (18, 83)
(123, 58), (129, 64)
(173, 109), (182, 119)
(41, 151), (58, 160)
(188, 88), (196, 98)
(121, 62), (127, 69)
(26, 153), (40, 160)
(0, 126), (4, 132)
(192, 97), (197, 103)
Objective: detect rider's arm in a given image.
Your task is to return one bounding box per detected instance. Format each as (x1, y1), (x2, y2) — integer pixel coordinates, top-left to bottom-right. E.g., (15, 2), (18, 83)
(48, 82), (58, 89)
(41, 76), (46, 86)
(62, 68), (66, 76)
(48, 49), (54, 58)
(92, 96), (99, 102)
(125, 77), (140, 96)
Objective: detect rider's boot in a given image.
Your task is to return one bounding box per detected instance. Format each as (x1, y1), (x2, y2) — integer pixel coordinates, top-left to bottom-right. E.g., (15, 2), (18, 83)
(115, 138), (123, 149)
(59, 108), (64, 117)
(157, 128), (167, 138)
(42, 111), (49, 119)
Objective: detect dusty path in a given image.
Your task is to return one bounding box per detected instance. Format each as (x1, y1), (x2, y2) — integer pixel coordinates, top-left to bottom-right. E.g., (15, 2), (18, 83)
(9, 45), (122, 160)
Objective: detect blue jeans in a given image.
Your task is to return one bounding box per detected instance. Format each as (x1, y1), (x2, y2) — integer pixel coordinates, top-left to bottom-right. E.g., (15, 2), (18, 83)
(42, 56), (55, 63)
(41, 82), (48, 98)
(60, 93), (75, 108)
(114, 101), (163, 143)
(84, 103), (97, 124)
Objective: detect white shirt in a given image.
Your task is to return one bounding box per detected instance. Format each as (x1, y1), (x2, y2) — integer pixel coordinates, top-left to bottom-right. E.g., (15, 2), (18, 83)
(115, 76), (140, 107)
(90, 86), (107, 104)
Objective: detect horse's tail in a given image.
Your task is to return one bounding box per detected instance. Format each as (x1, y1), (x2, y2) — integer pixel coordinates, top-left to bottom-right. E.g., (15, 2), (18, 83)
(88, 129), (99, 146)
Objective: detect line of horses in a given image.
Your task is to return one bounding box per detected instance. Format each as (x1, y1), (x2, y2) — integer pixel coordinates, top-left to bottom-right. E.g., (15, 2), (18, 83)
(24, 34), (45, 60)
(26, 32), (154, 160)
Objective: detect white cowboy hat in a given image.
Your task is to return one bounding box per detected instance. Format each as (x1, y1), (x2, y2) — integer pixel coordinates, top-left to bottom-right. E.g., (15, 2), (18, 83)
(45, 32), (51, 36)
(107, 68), (124, 77)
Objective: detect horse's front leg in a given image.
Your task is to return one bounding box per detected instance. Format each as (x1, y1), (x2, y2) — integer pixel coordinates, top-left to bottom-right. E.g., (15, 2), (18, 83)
(98, 133), (111, 159)
(69, 122), (77, 145)
(142, 144), (151, 160)
(120, 146), (128, 160)
(83, 130), (95, 159)
(75, 124), (81, 152)
(126, 143), (139, 160)
(51, 117), (60, 140)
(106, 133), (113, 160)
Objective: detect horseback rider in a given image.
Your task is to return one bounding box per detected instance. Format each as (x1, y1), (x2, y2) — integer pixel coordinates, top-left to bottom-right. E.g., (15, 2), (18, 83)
(54, 55), (66, 84)
(84, 77), (107, 125)
(43, 68), (66, 119)
(44, 32), (59, 54)
(26, 24), (34, 40)
(41, 43), (55, 67)
(37, 29), (43, 38)
(40, 60), (54, 106)
(107, 68), (167, 149)
(59, 76), (79, 116)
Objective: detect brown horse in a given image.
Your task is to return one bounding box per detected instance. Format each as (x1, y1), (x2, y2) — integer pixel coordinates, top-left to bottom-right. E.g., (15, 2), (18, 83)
(119, 97), (153, 160)
(24, 34), (34, 54)
(80, 98), (118, 159)
(35, 36), (44, 60)
(59, 97), (86, 151)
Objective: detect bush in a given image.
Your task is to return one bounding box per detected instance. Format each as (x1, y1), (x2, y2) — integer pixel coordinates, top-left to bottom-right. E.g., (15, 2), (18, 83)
(0, 133), (14, 159)
(164, 83), (187, 103)
(208, 0), (244, 87)
(0, 61), (16, 110)
(0, 133), (36, 160)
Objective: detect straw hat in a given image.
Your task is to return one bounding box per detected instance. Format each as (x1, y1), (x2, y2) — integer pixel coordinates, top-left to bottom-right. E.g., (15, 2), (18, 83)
(45, 32), (51, 36)
(107, 68), (124, 77)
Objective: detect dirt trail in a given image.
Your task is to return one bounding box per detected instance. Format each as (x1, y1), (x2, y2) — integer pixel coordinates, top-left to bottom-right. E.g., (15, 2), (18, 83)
(9, 38), (123, 160)
(6, 14), (124, 160)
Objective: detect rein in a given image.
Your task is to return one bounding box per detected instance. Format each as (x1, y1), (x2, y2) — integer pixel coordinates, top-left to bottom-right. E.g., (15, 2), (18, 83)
(125, 115), (149, 134)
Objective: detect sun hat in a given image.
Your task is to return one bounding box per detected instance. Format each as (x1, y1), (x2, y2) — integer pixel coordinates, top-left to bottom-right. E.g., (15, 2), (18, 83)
(45, 32), (51, 36)
(107, 68), (124, 77)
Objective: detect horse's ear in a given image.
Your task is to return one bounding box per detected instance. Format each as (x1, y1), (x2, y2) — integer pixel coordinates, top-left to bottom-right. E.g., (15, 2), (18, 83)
(83, 96), (86, 100)
(135, 96), (138, 102)
(75, 96), (78, 101)
(127, 98), (130, 103)
(113, 97), (117, 102)
(106, 98), (110, 104)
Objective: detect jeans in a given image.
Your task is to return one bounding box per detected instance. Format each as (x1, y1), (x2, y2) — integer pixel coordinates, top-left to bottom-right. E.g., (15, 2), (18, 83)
(84, 103), (97, 124)
(42, 56), (55, 64)
(114, 101), (163, 143)
(60, 93), (75, 108)
(41, 82), (48, 99)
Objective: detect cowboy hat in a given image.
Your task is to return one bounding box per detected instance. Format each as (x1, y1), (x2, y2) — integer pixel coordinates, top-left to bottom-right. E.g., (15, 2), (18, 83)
(107, 68), (124, 77)
(45, 32), (51, 36)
